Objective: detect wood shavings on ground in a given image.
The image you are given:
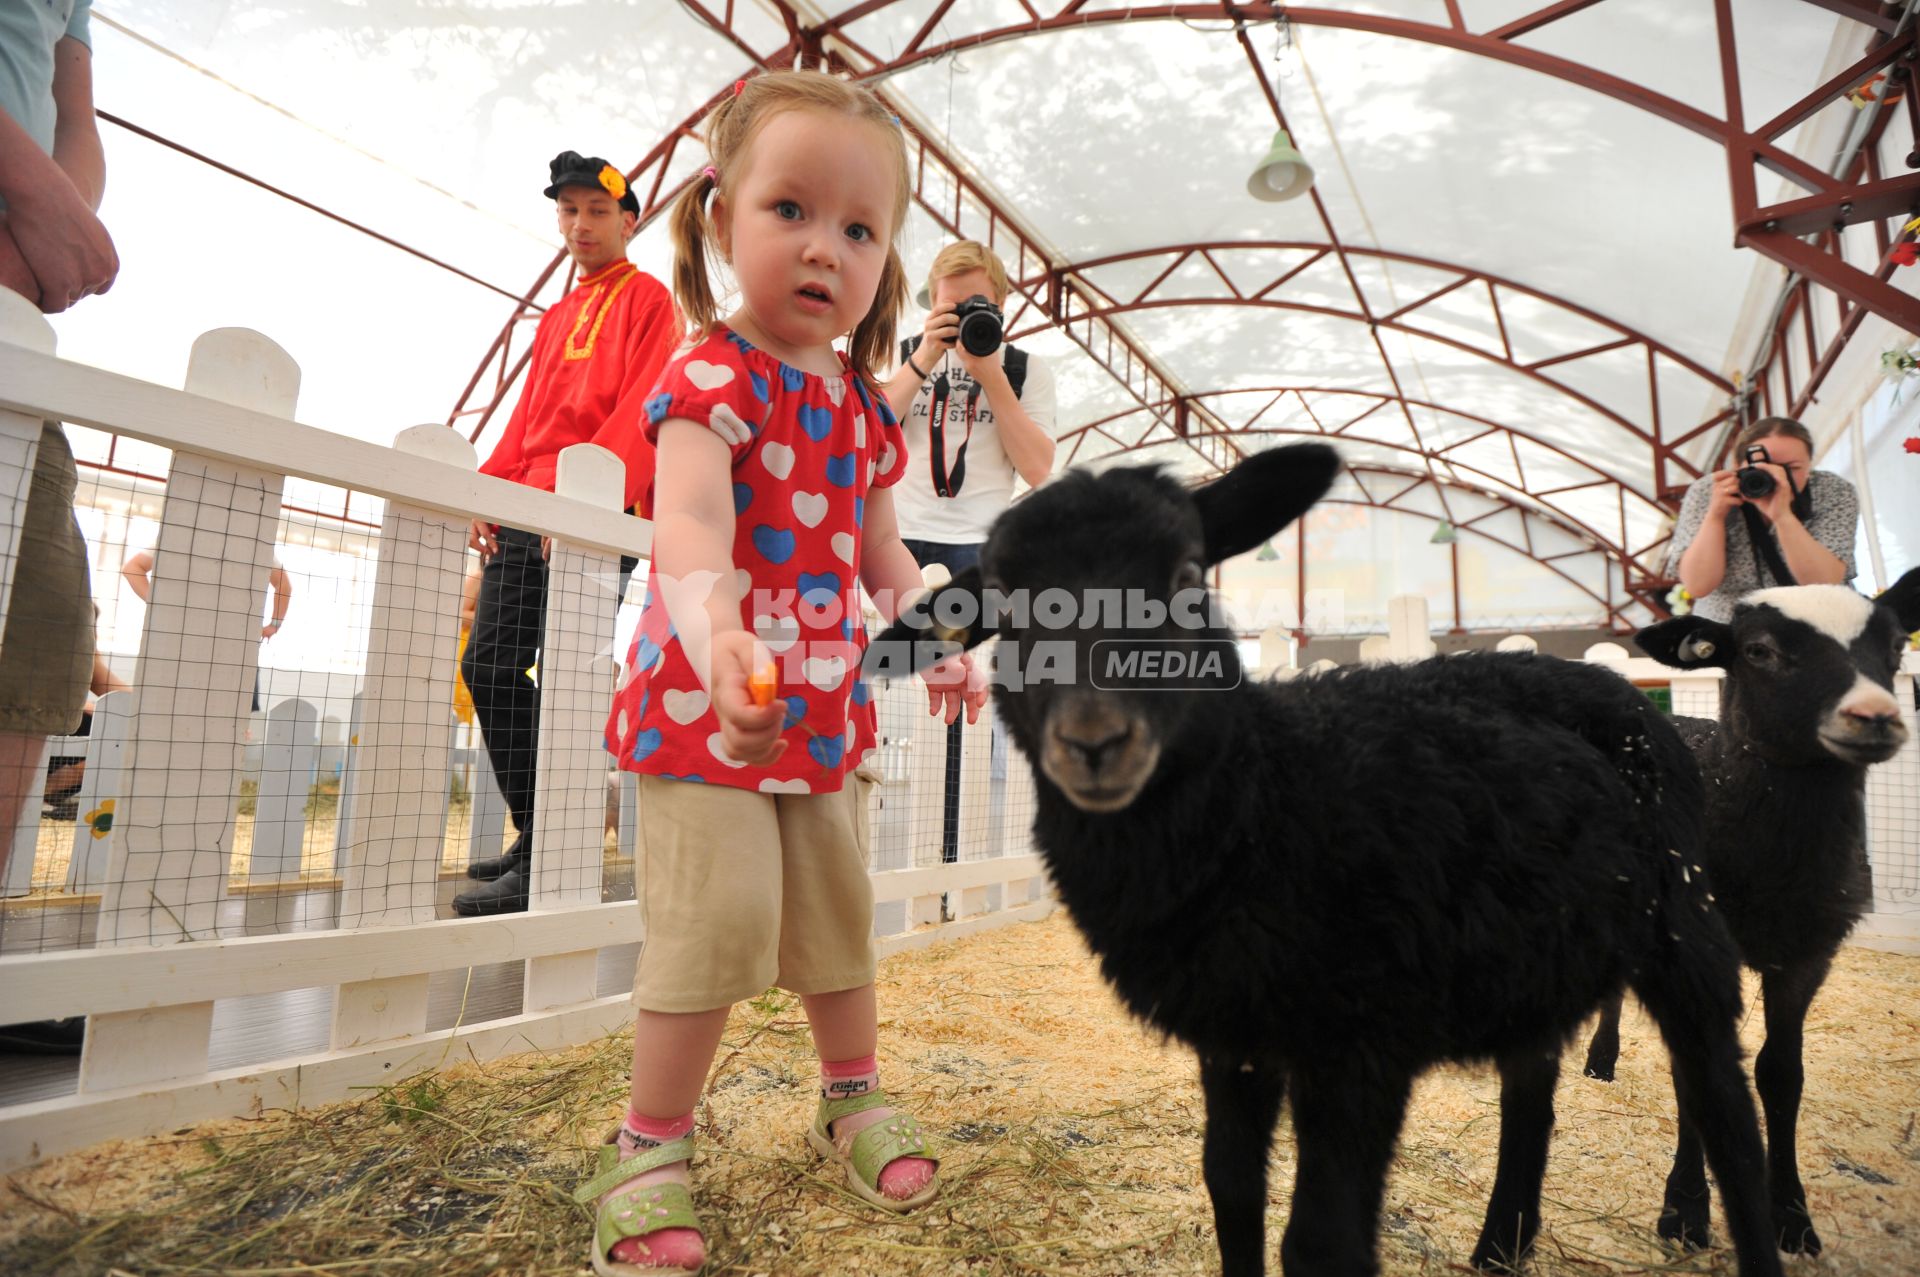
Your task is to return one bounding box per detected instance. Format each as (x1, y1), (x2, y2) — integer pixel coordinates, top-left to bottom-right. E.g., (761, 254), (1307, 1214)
(3, 912), (1915, 1275)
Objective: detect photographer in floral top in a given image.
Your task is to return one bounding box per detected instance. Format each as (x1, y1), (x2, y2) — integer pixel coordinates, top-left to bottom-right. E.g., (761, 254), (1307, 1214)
(1668, 416), (1858, 623)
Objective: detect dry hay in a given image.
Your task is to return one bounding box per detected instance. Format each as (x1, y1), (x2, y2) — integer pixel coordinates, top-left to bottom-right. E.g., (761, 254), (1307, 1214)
(3, 912), (1915, 1276)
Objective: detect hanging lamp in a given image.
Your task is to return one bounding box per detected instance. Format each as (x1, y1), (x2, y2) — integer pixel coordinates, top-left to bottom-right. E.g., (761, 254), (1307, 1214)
(1429, 519), (1458, 545)
(1247, 129), (1315, 202)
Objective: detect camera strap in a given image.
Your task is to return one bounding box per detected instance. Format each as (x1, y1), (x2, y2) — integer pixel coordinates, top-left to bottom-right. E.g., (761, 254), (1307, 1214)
(925, 370), (980, 497)
(1740, 501), (1798, 588)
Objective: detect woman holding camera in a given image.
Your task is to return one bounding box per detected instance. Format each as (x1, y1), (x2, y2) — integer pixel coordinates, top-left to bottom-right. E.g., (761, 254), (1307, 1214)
(1668, 416), (1857, 621)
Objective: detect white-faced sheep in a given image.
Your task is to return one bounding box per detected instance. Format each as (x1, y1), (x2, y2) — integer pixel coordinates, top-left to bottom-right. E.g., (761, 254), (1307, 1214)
(1581, 572), (1920, 1256)
(866, 445), (1784, 1277)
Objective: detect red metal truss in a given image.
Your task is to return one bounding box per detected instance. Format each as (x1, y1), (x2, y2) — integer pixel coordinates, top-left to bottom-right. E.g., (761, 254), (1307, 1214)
(443, 91), (728, 442)
(450, 0), (1884, 627)
(1022, 240), (1735, 500)
(1057, 385), (1677, 618)
(1324, 465), (1644, 631)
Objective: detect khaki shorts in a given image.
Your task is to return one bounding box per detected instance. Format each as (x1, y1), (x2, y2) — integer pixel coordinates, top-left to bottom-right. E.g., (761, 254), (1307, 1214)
(632, 771), (878, 1012)
(0, 425), (95, 735)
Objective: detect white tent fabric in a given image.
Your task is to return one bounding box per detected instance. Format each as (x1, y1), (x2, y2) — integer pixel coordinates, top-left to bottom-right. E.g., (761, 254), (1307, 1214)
(41, 0), (1914, 634)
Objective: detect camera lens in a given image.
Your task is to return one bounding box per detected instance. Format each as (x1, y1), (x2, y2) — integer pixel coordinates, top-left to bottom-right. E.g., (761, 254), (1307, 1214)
(954, 295), (1003, 357)
(1736, 466), (1775, 499)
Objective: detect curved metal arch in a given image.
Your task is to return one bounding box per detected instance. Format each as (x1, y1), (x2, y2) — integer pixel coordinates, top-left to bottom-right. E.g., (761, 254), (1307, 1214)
(1023, 240), (1739, 499)
(818, 2), (1834, 191)
(1065, 385), (1675, 566)
(1213, 460), (1634, 628)
(1114, 426), (1657, 620)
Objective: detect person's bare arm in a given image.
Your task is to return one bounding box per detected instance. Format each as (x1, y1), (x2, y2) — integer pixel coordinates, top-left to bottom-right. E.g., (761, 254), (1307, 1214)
(50, 37), (105, 208)
(90, 652), (128, 697)
(0, 221), (40, 305)
(120, 548), (154, 603)
(264, 566), (292, 638)
(0, 40), (117, 313)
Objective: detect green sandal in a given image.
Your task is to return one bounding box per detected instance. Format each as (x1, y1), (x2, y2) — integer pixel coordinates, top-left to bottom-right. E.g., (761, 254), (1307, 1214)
(572, 1131), (704, 1277)
(806, 1090), (940, 1212)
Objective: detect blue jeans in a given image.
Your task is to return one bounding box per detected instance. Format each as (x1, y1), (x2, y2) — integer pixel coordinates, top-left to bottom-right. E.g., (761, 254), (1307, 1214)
(900, 539), (982, 578)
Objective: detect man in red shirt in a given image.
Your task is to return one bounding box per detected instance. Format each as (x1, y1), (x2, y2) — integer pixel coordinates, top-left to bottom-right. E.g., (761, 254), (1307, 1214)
(454, 151), (676, 916)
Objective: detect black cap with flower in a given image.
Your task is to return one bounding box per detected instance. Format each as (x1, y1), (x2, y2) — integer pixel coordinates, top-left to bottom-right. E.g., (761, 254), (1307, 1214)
(544, 151), (639, 213)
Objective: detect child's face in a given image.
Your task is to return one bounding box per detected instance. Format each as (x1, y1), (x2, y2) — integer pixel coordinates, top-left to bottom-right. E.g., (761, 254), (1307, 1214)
(714, 109), (898, 363)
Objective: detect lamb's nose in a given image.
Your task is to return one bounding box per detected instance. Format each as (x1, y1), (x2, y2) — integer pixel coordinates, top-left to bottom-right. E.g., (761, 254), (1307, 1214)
(1054, 721), (1135, 773)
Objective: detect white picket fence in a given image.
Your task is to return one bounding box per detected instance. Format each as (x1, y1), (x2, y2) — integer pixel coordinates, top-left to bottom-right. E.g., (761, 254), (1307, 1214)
(0, 292), (1048, 1174)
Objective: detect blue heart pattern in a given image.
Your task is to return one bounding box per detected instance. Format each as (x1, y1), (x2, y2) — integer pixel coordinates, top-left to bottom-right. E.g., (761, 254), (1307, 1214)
(824, 451), (857, 488)
(630, 727), (663, 762)
(798, 570), (841, 608)
(749, 370), (769, 403)
(752, 525), (796, 564)
(780, 362), (806, 392)
(807, 733), (846, 769)
(782, 695), (808, 728)
(733, 482), (753, 514)
(645, 392), (674, 424)
(797, 403), (834, 441)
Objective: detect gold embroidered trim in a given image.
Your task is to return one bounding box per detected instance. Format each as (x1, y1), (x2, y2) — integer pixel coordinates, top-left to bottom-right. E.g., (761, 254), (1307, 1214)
(563, 265), (637, 362)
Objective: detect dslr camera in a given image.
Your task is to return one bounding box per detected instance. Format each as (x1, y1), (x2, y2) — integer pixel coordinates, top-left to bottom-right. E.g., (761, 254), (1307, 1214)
(951, 294), (1004, 357)
(1735, 443), (1779, 500)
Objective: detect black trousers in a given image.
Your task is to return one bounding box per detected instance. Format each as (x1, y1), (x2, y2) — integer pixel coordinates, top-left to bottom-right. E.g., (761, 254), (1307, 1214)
(462, 528), (548, 842)
(461, 527), (635, 852)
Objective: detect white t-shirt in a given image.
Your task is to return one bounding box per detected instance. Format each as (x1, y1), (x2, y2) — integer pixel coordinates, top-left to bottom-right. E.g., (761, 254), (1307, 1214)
(891, 344), (1057, 545)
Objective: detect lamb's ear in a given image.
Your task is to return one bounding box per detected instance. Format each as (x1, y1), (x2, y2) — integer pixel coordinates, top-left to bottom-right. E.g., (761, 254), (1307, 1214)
(1635, 615), (1733, 670)
(1193, 444), (1341, 566)
(862, 565), (996, 679)
(1878, 565), (1920, 633)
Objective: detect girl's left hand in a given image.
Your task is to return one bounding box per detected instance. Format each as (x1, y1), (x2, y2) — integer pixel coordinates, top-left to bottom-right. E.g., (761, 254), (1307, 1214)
(922, 650), (987, 725)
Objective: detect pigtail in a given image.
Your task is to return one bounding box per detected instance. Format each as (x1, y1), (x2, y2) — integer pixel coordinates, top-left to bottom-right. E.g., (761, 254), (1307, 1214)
(848, 245), (907, 397)
(669, 176), (718, 340)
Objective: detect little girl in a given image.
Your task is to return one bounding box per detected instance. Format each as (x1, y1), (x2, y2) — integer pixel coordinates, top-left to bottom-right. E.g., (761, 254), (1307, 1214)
(580, 72), (983, 1275)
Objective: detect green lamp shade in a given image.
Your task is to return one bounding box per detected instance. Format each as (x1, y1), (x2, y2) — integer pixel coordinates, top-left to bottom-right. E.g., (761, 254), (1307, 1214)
(1247, 128), (1315, 203)
(1429, 519), (1457, 545)
(1256, 538), (1279, 562)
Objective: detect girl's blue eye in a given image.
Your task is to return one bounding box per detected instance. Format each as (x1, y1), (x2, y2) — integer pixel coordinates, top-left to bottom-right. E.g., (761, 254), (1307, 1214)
(775, 200), (801, 220)
(846, 223), (873, 243)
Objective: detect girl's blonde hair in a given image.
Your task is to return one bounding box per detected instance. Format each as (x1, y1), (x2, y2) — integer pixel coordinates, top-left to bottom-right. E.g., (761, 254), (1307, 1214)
(671, 71), (911, 392)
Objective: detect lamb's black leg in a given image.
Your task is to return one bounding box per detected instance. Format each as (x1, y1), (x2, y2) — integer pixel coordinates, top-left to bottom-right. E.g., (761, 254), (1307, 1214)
(1277, 1060), (1413, 1277)
(1198, 1052), (1287, 1277)
(1756, 956), (1831, 1255)
(1633, 956), (1783, 1277)
(1470, 1046), (1560, 1273)
(1581, 989), (1625, 1082)
(1658, 1107), (1712, 1249)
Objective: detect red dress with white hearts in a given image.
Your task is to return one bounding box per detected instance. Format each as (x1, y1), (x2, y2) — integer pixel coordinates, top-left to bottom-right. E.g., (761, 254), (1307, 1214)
(605, 327), (905, 794)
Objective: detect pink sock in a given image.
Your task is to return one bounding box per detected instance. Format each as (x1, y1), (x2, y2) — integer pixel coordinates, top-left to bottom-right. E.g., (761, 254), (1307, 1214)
(821, 1055), (935, 1200)
(606, 1110), (702, 1271)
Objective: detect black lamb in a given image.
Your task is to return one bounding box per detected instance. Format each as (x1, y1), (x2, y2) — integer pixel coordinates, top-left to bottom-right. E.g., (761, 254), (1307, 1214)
(868, 444), (1783, 1277)
(1581, 571), (1920, 1256)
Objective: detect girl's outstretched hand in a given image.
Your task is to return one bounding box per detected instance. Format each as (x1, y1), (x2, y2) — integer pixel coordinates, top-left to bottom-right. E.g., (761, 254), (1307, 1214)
(922, 649), (987, 725)
(713, 630), (788, 766)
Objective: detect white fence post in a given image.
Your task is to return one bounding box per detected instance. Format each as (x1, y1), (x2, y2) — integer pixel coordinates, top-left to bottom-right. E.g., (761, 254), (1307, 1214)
(0, 290), (54, 633)
(66, 689), (134, 894)
(97, 329), (298, 949)
(2, 739), (51, 899)
(82, 329), (299, 1096)
(248, 697), (319, 884)
(330, 424), (473, 1048)
(523, 443), (624, 1012)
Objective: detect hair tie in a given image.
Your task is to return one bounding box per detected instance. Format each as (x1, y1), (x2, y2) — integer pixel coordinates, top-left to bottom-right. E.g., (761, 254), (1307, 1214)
(701, 165), (719, 183)
(732, 79), (746, 96)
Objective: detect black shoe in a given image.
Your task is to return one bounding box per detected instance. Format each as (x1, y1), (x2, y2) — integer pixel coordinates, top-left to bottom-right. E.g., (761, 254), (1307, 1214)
(466, 831), (528, 881)
(41, 797), (78, 822)
(0, 1017), (85, 1054)
(452, 868), (528, 916)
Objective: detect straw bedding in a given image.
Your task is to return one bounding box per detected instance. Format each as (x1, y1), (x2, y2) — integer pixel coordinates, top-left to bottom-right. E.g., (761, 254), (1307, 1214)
(3, 912), (1915, 1275)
